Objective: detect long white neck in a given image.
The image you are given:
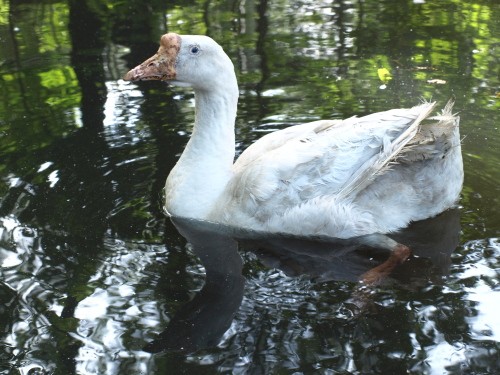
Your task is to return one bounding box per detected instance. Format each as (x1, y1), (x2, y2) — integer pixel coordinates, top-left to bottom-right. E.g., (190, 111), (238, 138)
(165, 83), (239, 219)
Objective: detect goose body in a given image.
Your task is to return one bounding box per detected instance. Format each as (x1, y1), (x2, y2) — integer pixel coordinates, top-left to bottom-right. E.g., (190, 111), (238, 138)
(124, 33), (463, 239)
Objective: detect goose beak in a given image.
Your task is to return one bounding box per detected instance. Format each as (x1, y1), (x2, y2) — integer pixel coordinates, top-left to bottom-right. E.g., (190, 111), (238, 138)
(123, 33), (181, 82)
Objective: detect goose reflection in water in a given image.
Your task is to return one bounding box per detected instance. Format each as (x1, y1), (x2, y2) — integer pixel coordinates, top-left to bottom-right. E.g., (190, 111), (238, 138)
(145, 208), (460, 354)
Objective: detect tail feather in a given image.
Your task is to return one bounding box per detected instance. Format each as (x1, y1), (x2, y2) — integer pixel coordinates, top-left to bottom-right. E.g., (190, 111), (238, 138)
(399, 99), (460, 162)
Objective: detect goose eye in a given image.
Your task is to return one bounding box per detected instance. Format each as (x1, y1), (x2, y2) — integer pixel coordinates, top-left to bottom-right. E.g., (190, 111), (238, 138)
(190, 45), (201, 55)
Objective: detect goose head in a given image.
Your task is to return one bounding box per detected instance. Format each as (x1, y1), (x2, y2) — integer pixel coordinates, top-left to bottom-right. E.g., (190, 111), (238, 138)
(123, 33), (237, 93)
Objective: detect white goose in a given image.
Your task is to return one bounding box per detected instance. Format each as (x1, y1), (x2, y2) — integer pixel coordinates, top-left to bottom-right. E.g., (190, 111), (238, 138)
(124, 33), (463, 242)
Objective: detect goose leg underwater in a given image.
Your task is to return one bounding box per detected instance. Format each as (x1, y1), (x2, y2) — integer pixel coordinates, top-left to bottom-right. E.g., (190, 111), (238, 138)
(124, 33), (463, 282)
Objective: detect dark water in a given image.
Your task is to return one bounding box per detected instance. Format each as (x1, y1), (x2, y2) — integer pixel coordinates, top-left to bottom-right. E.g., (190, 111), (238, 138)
(1, 0), (499, 374)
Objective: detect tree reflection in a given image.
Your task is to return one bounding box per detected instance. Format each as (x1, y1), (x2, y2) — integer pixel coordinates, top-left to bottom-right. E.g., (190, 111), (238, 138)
(68, 0), (107, 130)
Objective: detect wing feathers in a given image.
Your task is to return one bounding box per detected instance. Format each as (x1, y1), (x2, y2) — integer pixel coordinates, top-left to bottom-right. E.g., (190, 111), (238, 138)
(337, 102), (437, 199)
(228, 101), (456, 223)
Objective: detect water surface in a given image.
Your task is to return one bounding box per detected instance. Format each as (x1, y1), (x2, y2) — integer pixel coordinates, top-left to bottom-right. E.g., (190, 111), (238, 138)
(0, 0), (499, 374)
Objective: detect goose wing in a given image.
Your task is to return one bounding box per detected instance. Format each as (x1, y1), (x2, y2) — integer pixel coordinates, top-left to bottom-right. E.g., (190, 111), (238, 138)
(225, 102), (437, 221)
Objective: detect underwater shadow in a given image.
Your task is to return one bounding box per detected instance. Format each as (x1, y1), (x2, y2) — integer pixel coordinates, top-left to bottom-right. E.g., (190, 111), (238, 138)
(145, 209), (461, 353)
